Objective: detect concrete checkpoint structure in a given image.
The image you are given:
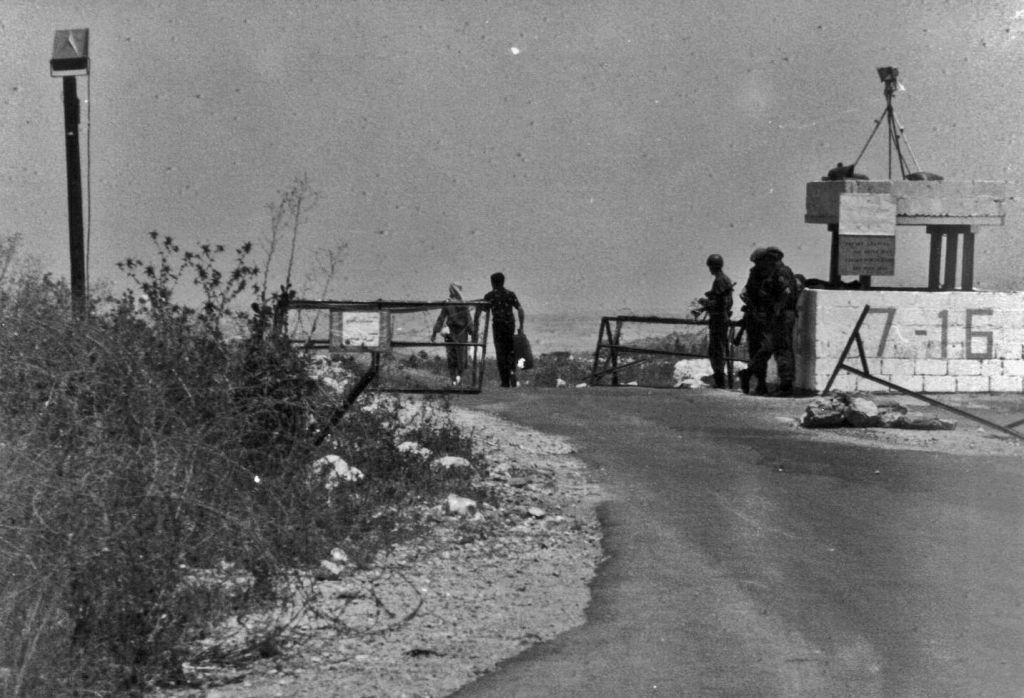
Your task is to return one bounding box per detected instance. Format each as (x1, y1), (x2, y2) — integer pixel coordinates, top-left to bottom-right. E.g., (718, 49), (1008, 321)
(797, 178), (1016, 393)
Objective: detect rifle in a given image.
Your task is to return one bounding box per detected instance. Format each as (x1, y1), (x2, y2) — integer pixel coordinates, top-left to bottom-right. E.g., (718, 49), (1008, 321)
(733, 322), (746, 346)
(732, 306), (748, 346)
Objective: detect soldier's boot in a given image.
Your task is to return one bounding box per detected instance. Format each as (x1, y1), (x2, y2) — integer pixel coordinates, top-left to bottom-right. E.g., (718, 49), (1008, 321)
(713, 372), (726, 389)
(737, 369), (751, 394)
(775, 381), (794, 397)
(753, 373), (769, 396)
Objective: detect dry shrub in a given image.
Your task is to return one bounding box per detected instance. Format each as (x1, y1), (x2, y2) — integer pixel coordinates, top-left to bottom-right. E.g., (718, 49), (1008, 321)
(0, 234), (479, 695)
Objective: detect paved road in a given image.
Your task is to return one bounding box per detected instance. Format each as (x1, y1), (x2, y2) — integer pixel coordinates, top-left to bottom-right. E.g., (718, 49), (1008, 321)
(449, 388), (1024, 698)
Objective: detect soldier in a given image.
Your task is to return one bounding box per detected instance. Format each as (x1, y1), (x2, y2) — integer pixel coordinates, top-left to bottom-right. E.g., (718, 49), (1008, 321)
(698, 254), (734, 388)
(736, 248), (772, 395)
(746, 246), (797, 396)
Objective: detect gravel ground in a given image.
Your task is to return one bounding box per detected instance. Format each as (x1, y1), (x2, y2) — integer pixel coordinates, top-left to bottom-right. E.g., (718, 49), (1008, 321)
(153, 408), (605, 698)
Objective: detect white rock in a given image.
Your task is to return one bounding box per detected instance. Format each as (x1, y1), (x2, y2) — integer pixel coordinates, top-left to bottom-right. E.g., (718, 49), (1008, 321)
(672, 359), (694, 387)
(330, 547), (349, 563)
(445, 494), (478, 517)
(312, 454), (364, 489)
(801, 397), (847, 428)
(318, 559), (346, 578)
(672, 358), (710, 389)
(432, 455), (472, 470)
(844, 396), (880, 428)
(575, 382), (588, 388)
(527, 506), (546, 518)
(397, 441), (432, 458)
(556, 378), (568, 388)
(318, 375), (348, 394)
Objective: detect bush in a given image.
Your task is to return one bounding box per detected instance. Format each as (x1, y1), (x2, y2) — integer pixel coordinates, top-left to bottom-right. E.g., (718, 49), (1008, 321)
(0, 234), (480, 695)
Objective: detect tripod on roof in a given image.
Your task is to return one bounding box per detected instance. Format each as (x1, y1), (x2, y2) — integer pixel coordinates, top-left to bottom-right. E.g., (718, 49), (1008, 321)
(851, 66), (923, 180)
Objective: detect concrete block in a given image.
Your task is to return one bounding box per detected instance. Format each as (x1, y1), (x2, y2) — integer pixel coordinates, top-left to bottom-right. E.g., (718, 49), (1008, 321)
(956, 375), (991, 392)
(898, 308), (935, 326)
(993, 336), (1024, 360)
(916, 359), (949, 376)
(944, 342), (966, 361)
(947, 361), (983, 376)
(825, 373), (861, 393)
(796, 289), (1024, 393)
(1002, 359), (1024, 375)
(899, 375), (926, 393)
(990, 375), (1024, 393)
(980, 360), (1005, 377)
(805, 181), (894, 224)
(880, 358), (916, 375)
(890, 180), (1008, 218)
(922, 375), (957, 393)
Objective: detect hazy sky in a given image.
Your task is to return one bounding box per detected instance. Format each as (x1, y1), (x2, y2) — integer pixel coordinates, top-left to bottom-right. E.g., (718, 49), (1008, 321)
(3, 0), (1024, 314)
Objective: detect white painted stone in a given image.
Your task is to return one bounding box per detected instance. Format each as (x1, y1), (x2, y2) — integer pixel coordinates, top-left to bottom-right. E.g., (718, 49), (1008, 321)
(947, 361), (983, 376)
(827, 374), (862, 393)
(907, 375), (927, 392)
(797, 289), (1024, 394)
(956, 376), (991, 392)
(980, 360), (1006, 377)
(916, 359), (948, 376)
(922, 375), (957, 393)
(879, 358), (916, 375)
(990, 375), (1023, 392)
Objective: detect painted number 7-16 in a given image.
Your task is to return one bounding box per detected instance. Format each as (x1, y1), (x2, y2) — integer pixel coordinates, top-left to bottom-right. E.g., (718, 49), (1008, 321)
(866, 307), (994, 360)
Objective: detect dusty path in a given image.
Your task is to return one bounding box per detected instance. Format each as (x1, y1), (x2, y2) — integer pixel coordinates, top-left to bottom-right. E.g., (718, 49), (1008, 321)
(155, 407), (604, 698)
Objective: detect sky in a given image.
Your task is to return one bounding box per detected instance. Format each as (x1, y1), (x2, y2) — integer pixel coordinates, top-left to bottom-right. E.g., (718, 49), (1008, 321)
(3, 0), (1024, 315)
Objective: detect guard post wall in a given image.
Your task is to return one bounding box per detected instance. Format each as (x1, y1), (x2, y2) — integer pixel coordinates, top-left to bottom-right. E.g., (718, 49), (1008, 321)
(796, 288), (1024, 393)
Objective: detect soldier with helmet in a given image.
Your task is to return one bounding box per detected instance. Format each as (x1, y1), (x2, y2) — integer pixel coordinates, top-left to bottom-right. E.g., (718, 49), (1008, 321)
(736, 248), (773, 394)
(746, 246), (798, 396)
(697, 253), (734, 389)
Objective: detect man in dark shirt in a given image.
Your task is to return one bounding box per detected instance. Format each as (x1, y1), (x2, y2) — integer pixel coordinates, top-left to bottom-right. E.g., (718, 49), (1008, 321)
(475, 272), (525, 388)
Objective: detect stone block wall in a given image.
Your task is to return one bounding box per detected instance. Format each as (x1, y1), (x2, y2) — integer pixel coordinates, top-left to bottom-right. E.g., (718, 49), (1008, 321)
(795, 289), (1024, 393)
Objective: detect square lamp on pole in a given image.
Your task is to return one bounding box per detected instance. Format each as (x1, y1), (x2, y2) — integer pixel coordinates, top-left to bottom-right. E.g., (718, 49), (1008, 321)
(51, 29), (89, 77)
(51, 28), (89, 315)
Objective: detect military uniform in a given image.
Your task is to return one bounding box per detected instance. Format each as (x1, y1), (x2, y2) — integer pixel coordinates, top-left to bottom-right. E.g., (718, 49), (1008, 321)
(748, 247), (797, 396)
(701, 255), (734, 388)
(737, 249), (772, 394)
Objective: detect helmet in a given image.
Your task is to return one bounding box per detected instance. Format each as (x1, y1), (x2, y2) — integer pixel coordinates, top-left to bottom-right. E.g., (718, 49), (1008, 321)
(749, 247), (767, 262)
(765, 246), (784, 260)
(705, 253), (723, 268)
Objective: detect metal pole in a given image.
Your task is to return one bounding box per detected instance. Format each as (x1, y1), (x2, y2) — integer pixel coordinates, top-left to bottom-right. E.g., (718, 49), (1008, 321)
(61, 76), (86, 316)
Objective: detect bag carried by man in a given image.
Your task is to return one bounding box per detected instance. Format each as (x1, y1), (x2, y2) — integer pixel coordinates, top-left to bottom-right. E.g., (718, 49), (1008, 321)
(513, 331), (534, 370)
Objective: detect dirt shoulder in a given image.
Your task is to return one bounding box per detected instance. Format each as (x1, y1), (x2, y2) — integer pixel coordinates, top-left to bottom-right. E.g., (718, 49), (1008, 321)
(154, 408), (605, 698)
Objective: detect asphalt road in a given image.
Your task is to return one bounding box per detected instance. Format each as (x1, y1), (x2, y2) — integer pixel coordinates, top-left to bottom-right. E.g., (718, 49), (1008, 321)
(448, 387), (1024, 698)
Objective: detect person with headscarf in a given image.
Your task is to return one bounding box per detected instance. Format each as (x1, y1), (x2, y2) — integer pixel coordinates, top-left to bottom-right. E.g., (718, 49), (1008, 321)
(431, 282), (472, 386)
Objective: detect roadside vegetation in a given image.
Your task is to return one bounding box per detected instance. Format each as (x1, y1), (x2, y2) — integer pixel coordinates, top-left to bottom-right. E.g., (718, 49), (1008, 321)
(0, 181), (483, 696)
